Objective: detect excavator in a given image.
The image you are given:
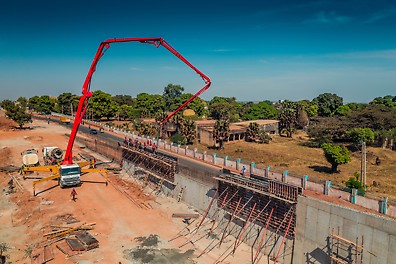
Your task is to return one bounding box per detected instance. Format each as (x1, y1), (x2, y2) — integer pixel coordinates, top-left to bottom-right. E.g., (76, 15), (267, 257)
(21, 37), (211, 196)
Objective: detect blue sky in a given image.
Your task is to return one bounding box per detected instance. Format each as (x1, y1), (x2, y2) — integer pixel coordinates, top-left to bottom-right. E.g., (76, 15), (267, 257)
(0, 0), (395, 103)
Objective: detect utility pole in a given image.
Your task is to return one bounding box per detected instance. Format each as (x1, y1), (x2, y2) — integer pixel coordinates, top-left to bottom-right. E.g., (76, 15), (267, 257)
(70, 102), (73, 117)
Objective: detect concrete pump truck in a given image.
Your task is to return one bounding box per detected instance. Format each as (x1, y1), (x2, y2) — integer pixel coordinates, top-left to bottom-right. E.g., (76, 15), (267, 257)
(21, 37), (211, 195)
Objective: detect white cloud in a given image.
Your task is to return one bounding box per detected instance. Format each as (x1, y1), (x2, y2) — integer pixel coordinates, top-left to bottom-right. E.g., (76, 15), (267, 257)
(303, 11), (352, 24)
(364, 8), (396, 24)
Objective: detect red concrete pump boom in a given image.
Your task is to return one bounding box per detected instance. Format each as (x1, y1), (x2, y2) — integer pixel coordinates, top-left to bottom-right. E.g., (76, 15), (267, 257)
(63, 37), (211, 165)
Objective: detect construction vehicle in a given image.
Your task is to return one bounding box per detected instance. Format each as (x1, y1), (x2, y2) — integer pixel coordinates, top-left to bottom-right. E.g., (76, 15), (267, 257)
(42, 146), (63, 165)
(60, 116), (71, 124)
(21, 37), (211, 195)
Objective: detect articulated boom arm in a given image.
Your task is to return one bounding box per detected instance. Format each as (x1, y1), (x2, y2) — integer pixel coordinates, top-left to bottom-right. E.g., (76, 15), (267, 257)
(63, 37), (211, 164)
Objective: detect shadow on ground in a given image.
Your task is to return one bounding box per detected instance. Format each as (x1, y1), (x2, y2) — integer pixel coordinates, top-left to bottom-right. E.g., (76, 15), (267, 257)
(309, 165), (333, 174)
(123, 234), (195, 264)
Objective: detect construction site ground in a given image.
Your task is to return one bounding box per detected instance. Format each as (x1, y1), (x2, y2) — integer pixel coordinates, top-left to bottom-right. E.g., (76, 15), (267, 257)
(0, 114), (256, 263)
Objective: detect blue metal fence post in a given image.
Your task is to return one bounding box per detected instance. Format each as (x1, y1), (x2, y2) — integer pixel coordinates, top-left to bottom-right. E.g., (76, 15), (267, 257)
(250, 163), (255, 175)
(224, 156), (228, 167)
(301, 175), (308, 189)
(324, 180), (332, 195)
(265, 166), (270, 177)
(350, 188), (357, 204)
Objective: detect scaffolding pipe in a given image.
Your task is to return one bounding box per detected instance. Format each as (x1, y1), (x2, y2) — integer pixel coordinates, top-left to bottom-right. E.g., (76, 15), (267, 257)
(233, 202), (256, 253)
(219, 196), (242, 247)
(196, 188), (219, 230)
(253, 208), (274, 263)
(274, 213), (293, 264)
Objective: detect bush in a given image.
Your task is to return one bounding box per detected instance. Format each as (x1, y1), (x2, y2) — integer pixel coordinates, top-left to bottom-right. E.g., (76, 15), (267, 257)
(343, 172), (366, 196)
(170, 133), (186, 145)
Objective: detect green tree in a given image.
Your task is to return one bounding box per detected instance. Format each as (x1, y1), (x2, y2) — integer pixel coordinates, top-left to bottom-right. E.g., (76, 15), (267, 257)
(163, 83), (184, 111)
(35, 95), (55, 114)
(343, 172), (366, 195)
(347, 128), (375, 146)
(112, 95), (136, 106)
(242, 101), (278, 120)
(321, 143), (351, 173)
(27, 96), (40, 111)
(306, 104), (318, 117)
(246, 122), (261, 142)
(369, 95), (396, 108)
(335, 105), (351, 116)
(173, 93), (206, 117)
(209, 96), (241, 121)
(1, 100), (32, 128)
(213, 120), (230, 149)
(279, 101), (298, 138)
(136, 93), (165, 117)
(179, 118), (196, 144)
(312, 93), (343, 117)
(16, 97), (28, 108)
(57, 92), (79, 115)
(117, 104), (140, 120)
(0, 99), (14, 110)
(91, 90), (118, 120)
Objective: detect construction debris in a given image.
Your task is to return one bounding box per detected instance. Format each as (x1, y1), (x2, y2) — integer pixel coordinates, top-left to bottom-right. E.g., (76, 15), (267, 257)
(31, 245), (54, 264)
(172, 213), (200, 219)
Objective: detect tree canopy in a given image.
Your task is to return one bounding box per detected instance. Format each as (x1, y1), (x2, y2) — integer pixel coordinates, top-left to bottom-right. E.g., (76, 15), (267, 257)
(322, 143), (351, 173)
(0, 100), (32, 128)
(312, 93), (343, 117)
(242, 101), (278, 120)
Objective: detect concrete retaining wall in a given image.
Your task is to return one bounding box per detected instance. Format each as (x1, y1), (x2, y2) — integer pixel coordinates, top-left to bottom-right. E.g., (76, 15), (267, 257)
(294, 195), (396, 264)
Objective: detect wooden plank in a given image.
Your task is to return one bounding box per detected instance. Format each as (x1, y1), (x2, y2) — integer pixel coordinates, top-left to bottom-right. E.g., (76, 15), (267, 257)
(66, 238), (85, 251)
(171, 213), (200, 219)
(43, 245), (54, 262)
(56, 240), (79, 257)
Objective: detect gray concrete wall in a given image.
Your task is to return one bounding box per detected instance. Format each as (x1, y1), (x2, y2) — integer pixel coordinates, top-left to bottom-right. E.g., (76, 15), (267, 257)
(123, 157), (294, 263)
(294, 195), (396, 264)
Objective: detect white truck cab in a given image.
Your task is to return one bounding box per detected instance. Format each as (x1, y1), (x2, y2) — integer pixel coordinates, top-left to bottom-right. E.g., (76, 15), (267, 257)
(59, 164), (81, 188)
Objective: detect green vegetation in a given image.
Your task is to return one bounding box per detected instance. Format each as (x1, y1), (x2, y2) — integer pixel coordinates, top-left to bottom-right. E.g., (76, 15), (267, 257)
(1, 85), (395, 154)
(322, 143), (351, 173)
(0, 99), (32, 128)
(343, 172), (366, 196)
(213, 120), (230, 149)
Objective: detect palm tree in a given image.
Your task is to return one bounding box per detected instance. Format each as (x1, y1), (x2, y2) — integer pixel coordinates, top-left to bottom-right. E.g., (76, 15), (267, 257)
(246, 122), (260, 142)
(213, 120), (230, 149)
(279, 101), (298, 138)
(179, 118), (196, 144)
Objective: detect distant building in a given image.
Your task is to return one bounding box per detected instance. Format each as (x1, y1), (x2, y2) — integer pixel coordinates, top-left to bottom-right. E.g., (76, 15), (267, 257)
(197, 119), (279, 146)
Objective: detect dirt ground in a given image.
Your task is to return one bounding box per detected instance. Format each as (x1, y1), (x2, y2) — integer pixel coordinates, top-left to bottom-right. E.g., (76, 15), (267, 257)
(193, 131), (396, 202)
(0, 113), (255, 264)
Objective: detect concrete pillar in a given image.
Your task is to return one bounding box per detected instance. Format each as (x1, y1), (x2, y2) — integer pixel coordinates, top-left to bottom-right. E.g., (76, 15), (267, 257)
(185, 146), (188, 155)
(250, 163), (255, 175)
(203, 151), (207, 161)
(282, 170), (288, 182)
(177, 144), (181, 154)
(265, 166), (270, 177)
(224, 156), (228, 166)
(301, 175), (308, 189)
(236, 158), (241, 170)
(379, 197), (388, 214)
(194, 148), (197, 158)
(350, 188), (357, 204)
(324, 180), (332, 195)
(213, 153), (217, 164)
